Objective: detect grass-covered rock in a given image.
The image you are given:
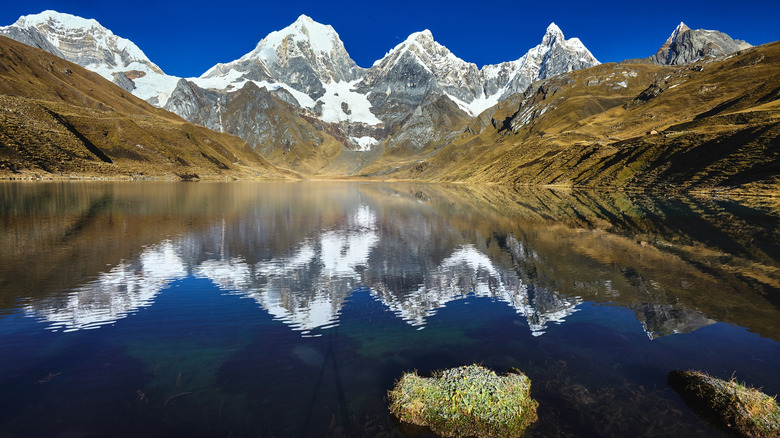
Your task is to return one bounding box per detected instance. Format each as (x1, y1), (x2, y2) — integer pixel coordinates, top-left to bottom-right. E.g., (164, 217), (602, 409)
(388, 365), (538, 438)
(669, 370), (780, 437)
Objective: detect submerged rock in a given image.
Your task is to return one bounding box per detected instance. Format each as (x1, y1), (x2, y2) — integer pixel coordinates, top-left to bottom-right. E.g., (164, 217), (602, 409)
(388, 364), (538, 438)
(669, 370), (780, 437)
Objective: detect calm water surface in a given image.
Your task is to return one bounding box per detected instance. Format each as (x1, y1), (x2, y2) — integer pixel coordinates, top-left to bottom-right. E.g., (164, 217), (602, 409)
(0, 181), (778, 437)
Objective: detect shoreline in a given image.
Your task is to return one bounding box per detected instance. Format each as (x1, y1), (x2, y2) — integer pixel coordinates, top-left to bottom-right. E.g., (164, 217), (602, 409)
(1, 172), (778, 200)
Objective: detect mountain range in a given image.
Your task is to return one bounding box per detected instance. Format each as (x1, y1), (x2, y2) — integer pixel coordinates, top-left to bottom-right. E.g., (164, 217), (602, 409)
(0, 12), (601, 171)
(1, 10), (776, 193)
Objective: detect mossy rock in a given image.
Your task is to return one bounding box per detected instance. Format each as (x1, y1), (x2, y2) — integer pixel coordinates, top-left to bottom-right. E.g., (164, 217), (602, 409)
(388, 365), (538, 438)
(669, 370), (780, 437)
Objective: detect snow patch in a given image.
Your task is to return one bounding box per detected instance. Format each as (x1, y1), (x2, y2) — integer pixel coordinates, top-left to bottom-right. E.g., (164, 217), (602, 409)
(446, 92), (502, 117)
(315, 80), (382, 125)
(352, 136), (378, 151)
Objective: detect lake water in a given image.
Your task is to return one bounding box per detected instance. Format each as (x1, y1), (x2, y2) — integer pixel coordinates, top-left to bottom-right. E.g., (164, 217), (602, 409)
(0, 181), (778, 437)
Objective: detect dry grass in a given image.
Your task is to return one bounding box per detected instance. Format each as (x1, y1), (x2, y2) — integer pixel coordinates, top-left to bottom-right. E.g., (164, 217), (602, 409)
(0, 35), (296, 181)
(669, 370), (780, 437)
(367, 42), (780, 195)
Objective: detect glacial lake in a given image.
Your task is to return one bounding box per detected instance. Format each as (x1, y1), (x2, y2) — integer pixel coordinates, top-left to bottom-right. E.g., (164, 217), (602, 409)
(0, 181), (778, 437)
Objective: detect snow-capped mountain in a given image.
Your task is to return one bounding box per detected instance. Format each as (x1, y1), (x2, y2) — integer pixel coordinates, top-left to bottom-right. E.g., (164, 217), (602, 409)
(201, 15), (362, 98)
(650, 22), (751, 65)
(0, 11), (601, 164)
(355, 23), (599, 120)
(482, 23), (600, 105)
(189, 15), (381, 128)
(355, 29), (483, 122)
(0, 10), (179, 104)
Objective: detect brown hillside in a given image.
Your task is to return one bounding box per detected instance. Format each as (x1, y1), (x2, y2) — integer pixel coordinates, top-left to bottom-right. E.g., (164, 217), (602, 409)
(373, 42), (780, 194)
(0, 35), (295, 180)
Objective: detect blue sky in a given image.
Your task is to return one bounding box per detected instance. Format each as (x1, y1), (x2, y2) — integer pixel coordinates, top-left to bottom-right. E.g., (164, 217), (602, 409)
(2, 0), (778, 77)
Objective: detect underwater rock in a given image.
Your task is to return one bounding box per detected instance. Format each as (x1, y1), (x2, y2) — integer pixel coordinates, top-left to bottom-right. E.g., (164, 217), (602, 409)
(669, 370), (780, 437)
(388, 364), (538, 438)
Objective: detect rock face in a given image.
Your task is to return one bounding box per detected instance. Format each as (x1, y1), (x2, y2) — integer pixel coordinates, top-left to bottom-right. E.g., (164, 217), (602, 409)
(651, 22), (751, 65)
(163, 79), (341, 173)
(382, 93), (471, 152)
(354, 30), (482, 124)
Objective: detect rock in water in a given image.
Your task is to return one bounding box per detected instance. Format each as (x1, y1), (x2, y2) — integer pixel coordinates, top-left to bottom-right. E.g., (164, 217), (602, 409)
(388, 364), (538, 438)
(669, 370), (780, 437)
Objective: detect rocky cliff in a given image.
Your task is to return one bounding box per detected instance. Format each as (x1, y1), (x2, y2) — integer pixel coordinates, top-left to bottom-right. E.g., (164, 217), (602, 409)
(650, 22), (752, 65)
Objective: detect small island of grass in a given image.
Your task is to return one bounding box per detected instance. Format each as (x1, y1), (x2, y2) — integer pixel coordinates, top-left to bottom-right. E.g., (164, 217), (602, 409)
(669, 370), (780, 438)
(388, 364), (538, 438)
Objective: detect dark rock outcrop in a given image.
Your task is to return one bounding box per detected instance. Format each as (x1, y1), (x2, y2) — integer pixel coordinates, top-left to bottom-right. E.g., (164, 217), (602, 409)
(651, 22), (751, 65)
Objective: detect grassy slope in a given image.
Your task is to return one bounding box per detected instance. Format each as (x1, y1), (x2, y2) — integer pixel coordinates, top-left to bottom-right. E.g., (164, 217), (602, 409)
(0, 35), (296, 180)
(373, 42), (780, 193)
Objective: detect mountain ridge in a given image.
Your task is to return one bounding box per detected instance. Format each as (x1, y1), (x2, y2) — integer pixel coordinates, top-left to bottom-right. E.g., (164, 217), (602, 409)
(1, 10), (775, 193)
(0, 34), (294, 180)
(0, 11), (601, 123)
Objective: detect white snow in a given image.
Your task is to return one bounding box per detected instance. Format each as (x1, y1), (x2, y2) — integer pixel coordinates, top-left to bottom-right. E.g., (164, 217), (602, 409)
(188, 74), (381, 125)
(241, 14), (340, 64)
(447, 92), (502, 117)
(89, 62), (180, 105)
(316, 80), (382, 125)
(352, 136), (378, 151)
(15, 10), (102, 33)
(10, 10), (157, 69)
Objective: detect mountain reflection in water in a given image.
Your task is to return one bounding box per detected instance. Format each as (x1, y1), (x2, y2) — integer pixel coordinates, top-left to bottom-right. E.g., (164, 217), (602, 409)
(4, 182), (776, 340)
(18, 193), (581, 337)
(1, 181), (779, 437)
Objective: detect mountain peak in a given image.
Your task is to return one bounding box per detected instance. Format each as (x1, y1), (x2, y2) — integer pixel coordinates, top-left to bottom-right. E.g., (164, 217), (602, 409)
(0, 9), (161, 77)
(12, 10), (103, 31)
(651, 21), (750, 65)
(669, 22), (691, 44)
(14, 9), (98, 29)
(542, 22), (565, 45)
(295, 14), (315, 24)
(376, 29), (448, 65)
(245, 15), (344, 62)
(412, 29), (434, 39)
(202, 14), (359, 97)
(675, 22), (690, 33)
(399, 29), (435, 48)
(545, 22), (563, 36)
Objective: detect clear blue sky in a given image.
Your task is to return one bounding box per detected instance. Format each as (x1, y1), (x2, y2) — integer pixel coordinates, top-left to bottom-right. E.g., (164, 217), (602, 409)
(2, 0), (778, 77)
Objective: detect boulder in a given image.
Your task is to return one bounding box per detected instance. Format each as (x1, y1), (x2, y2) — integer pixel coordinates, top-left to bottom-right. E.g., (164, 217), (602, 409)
(388, 364), (538, 438)
(669, 370), (780, 437)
